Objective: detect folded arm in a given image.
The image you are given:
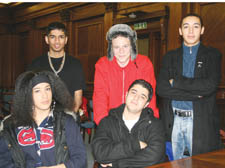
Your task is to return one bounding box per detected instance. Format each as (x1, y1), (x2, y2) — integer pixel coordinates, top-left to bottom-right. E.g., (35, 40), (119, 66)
(92, 118), (140, 164)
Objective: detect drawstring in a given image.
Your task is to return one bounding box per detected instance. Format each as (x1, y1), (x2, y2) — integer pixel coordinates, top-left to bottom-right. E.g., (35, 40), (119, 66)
(134, 61), (138, 68)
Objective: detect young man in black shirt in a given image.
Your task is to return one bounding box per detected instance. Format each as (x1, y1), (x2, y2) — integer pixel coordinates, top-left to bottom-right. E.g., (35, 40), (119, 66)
(28, 22), (86, 113)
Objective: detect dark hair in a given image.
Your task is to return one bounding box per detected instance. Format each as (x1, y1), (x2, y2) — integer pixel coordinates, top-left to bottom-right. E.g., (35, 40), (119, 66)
(180, 13), (204, 27)
(11, 70), (74, 127)
(128, 79), (153, 102)
(46, 22), (67, 36)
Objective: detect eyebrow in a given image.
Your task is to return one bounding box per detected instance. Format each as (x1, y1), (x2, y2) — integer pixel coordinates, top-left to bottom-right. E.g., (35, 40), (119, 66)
(183, 23), (201, 26)
(33, 84), (51, 90)
(141, 93), (148, 99)
(130, 89), (148, 99)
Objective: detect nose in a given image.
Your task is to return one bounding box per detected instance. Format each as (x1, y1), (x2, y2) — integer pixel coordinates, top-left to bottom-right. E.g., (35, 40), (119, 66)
(119, 47), (125, 53)
(189, 27), (193, 34)
(133, 94), (140, 101)
(55, 37), (60, 43)
(41, 91), (48, 99)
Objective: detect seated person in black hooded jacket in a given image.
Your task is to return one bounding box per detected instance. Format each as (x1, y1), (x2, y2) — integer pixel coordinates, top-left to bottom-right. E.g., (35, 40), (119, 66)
(92, 79), (165, 168)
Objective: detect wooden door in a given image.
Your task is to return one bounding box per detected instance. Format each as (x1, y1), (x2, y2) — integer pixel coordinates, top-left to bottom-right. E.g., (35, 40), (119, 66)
(74, 16), (104, 99)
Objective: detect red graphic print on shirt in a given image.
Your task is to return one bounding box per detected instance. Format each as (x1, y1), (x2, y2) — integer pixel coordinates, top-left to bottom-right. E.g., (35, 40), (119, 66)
(17, 127), (55, 149)
(40, 128), (55, 149)
(17, 128), (36, 146)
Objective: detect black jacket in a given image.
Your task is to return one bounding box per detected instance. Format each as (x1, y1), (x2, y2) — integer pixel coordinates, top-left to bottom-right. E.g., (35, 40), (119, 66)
(156, 43), (222, 155)
(92, 104), (165, 168)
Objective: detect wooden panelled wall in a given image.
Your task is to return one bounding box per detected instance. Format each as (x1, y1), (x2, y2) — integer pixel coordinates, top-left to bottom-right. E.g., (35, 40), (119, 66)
(0, 2), (225, 128)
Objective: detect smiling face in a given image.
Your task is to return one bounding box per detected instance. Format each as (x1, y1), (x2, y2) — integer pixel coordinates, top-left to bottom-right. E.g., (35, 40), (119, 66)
(45, 29), (68, 54)
(125, 84), (149, 115)
(32, 82), (52, 114)
(112, 36), (131, 67)
(179, 16), (204, 47)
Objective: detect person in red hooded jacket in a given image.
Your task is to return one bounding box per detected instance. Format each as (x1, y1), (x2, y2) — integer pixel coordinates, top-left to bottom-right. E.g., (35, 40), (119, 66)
(93, 24), (158, 125)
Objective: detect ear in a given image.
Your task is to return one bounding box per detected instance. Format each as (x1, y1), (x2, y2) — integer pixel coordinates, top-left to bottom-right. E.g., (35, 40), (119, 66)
(65, 36), (68, 44)
(125, 92), (128, 99)
(45, 36), (49, 44)
(144, 102), (149, 108)
(179, 28), (183, 36)
(200, 26), (205, 35)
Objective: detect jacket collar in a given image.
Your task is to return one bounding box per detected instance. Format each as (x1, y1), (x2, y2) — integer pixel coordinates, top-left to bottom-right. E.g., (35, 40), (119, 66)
(111, 55), (138, 70)
(176, 42), (206, 76)
(109, 104), (154, 122)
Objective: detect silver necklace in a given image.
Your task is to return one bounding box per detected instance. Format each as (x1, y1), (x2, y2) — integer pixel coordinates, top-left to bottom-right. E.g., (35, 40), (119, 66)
(48, 52), (65, 76)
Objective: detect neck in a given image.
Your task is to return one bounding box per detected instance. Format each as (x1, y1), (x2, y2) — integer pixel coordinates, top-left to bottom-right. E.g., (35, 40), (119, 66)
(116, 59), (130, 68)
(48, 50), (65, 58)
(123, 106), (141, 120)
(183, 41), (200, 47)
(33, 109), (51, 126)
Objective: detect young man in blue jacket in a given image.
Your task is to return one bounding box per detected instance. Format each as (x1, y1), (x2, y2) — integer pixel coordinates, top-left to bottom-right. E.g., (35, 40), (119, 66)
(92, 79), (165, 168)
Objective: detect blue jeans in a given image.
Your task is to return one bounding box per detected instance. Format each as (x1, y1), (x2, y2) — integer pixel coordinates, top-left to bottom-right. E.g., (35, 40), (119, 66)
(172, 108), (193, 160)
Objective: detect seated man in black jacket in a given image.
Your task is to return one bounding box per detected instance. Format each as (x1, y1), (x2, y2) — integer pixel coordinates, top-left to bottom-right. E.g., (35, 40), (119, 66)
(92, 79), (165, 168)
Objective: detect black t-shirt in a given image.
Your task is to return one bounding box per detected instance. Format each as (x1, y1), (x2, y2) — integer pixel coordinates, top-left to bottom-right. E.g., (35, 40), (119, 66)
(27, 53), (86, 97)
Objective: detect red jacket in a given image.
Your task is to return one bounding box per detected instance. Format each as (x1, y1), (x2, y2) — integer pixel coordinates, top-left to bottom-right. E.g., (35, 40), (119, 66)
(93, 54), (159, 125)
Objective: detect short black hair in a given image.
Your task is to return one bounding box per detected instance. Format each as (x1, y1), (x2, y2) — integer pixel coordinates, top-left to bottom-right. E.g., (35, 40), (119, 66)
(180, 13), (204, 27)
(128, 79), (153, 102)
(46, 21), (67, 36)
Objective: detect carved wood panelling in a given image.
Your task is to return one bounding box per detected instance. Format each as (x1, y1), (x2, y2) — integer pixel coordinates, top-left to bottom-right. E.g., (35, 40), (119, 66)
(167, 3), (182, 50)
(75, 17), (104, 86)
(13, 3), (87, 24)
(200, 3), (225, 88)
(70, 3), (105, 21)
(0, 35), (13, 87)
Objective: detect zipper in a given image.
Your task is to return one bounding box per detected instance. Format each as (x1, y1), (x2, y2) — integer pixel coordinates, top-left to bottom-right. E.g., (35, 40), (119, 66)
(130, 118), (149, 134)
(190, 47), (192, 54)
(122, 69), (125, 103)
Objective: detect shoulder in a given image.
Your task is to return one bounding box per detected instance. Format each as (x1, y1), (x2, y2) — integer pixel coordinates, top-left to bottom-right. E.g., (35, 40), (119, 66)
(136, 54), (150, 62)
(66, 55), (82, 65)
(200, 44), (222, 56)
(54, 111), (79, 131)
(135, 54), (151, 64)
(0, 115), (14, 131)
(65, 114), (78, 126)
(31, 54), (47, 64)
(95, 56), (108, 66)
(98, 116), (115, 130)
(135, 54), (154, 70)
(165, 47), (181, 57)
(95, 56), (111, 73)
(27, 54), (48, 70)
(99, 109), (119, 127)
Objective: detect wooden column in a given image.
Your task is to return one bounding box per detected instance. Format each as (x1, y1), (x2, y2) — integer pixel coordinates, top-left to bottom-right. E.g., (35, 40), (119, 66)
(103, 3), (117, 56)
(167, 3), (182, 50)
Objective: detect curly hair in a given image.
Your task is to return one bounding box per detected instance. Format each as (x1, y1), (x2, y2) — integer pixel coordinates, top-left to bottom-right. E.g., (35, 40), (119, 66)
(11, 70), (74, 127)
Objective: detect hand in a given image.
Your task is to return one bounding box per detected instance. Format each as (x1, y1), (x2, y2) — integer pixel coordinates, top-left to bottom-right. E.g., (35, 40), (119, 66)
(139, 141), (147, 149)
(169, 79), (174, 85)
(38, 164), (66, 168)
(101, 163), (112, 167)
